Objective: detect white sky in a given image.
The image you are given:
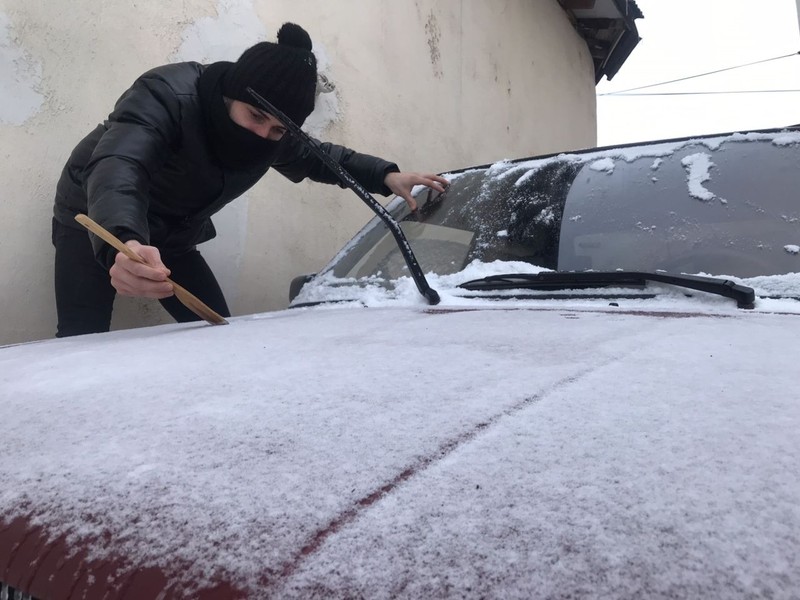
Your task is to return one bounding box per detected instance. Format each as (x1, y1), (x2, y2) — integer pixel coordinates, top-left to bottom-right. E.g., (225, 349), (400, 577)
(596, 0), (800, 146)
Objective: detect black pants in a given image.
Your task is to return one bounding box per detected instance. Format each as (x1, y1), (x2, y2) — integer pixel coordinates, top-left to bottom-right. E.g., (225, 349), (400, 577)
(52, 218), (231, 337)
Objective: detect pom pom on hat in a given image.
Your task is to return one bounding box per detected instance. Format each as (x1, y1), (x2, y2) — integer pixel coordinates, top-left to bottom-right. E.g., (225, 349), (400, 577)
(277, 22), (312, 50)
(223, 23), (317, 126)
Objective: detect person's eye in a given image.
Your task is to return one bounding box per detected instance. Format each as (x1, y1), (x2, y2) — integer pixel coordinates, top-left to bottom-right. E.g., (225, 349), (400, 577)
(249, 111), (266, 123)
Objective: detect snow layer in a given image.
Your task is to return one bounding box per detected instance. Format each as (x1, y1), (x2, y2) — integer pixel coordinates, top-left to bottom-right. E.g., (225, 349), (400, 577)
(680, 152), (717, 201)
(2, 298), (800, 597)
(588, 157), (615, 173)
(295, 257), (800, 315)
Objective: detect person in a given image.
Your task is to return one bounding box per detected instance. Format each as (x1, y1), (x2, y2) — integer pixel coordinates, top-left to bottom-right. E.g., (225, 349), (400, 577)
(52, 22), (448, 337)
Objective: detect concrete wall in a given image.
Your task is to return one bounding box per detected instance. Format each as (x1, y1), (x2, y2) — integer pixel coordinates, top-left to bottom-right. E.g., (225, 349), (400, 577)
(0, 0), (597, 346)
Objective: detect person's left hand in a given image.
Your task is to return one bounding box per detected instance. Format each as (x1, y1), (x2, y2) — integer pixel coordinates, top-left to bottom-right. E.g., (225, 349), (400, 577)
(384, 171), (449, 211)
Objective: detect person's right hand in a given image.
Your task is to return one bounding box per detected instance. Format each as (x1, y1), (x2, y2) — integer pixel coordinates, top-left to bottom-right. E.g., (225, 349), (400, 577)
(109, 241), (174, 299)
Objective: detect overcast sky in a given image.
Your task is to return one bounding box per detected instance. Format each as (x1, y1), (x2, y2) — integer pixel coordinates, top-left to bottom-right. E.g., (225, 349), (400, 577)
(595, 0), (800, 146)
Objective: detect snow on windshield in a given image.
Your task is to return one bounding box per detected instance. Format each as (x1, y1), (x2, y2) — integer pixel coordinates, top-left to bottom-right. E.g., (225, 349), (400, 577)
(680, 153), (721, 202)
(293, 258), (800, 315)
(488, 130), (800, 211)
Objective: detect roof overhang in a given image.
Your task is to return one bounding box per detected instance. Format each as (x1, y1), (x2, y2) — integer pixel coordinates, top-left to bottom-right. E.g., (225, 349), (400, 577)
(558, 0), (643, 83)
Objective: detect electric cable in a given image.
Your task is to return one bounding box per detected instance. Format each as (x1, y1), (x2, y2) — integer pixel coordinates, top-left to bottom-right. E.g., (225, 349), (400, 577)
(603, 89), (800, 96)
(598, 51), (800, 96)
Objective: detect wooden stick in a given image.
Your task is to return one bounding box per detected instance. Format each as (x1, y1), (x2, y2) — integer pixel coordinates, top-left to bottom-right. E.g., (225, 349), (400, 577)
(74, 214), (229, 326)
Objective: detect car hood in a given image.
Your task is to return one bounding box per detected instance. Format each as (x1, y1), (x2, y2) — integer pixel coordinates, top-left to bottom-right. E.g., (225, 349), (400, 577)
(1, 304), (799, 598)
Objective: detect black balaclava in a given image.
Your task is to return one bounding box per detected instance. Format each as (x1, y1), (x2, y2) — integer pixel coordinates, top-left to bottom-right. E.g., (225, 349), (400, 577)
(199, 23), (317, 169)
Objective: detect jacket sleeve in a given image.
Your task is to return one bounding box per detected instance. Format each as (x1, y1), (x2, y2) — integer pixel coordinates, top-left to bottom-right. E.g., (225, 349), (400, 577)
(271, 136), (400, 196)
(83, 72), (182, 267)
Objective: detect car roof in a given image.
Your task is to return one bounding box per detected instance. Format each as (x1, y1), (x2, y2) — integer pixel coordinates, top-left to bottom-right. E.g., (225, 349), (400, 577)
(2, 304), (799, 597)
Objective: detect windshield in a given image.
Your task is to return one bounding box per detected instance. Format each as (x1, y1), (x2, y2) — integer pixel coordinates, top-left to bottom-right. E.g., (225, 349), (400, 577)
(294, 129), (800, 304)
(326, 158), (580, 281)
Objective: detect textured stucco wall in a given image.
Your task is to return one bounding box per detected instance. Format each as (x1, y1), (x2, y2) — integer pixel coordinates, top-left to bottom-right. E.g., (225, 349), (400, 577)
(0, 0), (596, 345)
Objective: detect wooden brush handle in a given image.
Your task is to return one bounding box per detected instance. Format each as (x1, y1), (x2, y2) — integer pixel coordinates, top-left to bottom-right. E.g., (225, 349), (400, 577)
(75, 214), (148, 265)
(73, 214), (229, 326)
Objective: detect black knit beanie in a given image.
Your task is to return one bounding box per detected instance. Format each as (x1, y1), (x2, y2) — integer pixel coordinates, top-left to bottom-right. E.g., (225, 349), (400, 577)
(223, 23), (317, 126)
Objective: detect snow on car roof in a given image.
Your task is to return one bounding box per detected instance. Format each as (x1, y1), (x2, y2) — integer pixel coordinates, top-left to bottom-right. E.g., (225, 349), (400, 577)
(2, 284), (800, 596)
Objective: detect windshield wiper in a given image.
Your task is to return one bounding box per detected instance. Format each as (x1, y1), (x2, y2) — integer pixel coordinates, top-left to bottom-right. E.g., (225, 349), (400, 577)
(458, 271), (756, 309)
(246, 87), (440, 306)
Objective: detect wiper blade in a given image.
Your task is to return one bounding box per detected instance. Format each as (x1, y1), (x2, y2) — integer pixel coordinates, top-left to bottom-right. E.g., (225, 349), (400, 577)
(246, 87), (440, 306)
(457, 271), (756, 309)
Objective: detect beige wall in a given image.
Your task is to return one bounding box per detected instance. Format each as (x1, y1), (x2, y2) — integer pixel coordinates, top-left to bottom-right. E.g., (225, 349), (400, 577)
(0, 0), (596, 345)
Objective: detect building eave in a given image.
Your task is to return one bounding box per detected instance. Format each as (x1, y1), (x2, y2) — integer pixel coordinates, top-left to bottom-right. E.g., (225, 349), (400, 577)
(558, 0), (644, 83)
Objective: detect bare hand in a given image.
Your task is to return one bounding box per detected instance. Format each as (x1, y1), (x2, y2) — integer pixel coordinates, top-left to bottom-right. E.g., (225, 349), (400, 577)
(109, 241), (174, 299)
(384, 171), (449, 211)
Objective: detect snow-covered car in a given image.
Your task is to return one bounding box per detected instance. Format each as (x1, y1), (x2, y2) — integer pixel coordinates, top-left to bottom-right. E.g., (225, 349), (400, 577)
(2, 127), (800, 599)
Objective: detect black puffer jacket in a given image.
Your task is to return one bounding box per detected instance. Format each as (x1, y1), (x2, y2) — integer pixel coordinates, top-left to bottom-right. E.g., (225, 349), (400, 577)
(53, 61), (398, 268)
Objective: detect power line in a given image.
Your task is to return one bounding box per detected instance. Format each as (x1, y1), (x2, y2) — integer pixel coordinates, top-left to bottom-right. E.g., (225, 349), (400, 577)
(603, 89), (800, 97)
(598, 51), (800, 96)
